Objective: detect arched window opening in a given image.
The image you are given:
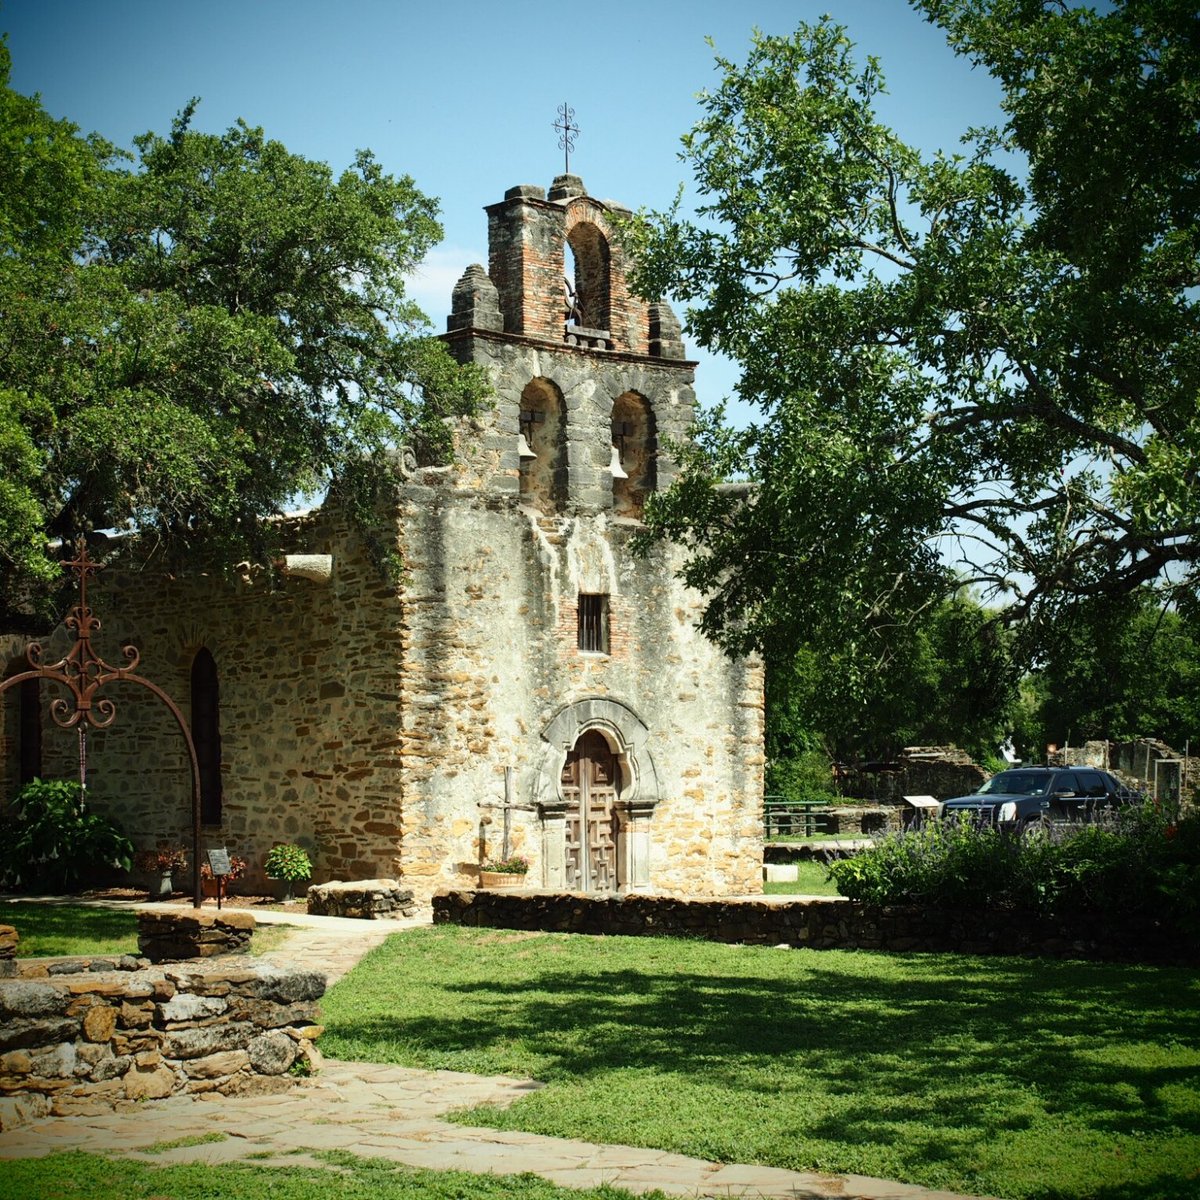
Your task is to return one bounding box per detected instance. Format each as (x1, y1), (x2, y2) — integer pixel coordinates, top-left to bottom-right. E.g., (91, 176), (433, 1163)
(518, 378), (567, 514)
(191, 648), (222, 826)
(565, 222), (611, 335)
(610, 392), (657, 519)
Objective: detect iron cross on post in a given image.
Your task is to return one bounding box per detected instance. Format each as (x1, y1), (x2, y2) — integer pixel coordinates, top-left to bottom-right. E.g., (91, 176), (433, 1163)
(477, 766), (536, 862)
(553, 103), (579, 174)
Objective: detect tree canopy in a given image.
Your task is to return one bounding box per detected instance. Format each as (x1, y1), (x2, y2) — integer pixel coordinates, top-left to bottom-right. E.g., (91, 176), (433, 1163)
(626, 0), (1200, 670)
(0, 43), (488, 625)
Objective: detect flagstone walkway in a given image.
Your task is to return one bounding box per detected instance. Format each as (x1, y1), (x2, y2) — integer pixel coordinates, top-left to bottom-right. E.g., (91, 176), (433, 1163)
(0, 901), (994, 1200)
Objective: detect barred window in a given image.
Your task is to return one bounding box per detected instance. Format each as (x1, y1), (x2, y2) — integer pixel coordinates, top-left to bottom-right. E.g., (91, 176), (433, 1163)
(577, 594), (609, 655)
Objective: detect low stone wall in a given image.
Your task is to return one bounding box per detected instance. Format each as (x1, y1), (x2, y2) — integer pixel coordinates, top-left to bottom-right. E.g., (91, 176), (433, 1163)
(0, 960), (326, 1130)
(432, 890), (1196, 966)
(307, 878), (416, 919)
(138, 909), (256, 961)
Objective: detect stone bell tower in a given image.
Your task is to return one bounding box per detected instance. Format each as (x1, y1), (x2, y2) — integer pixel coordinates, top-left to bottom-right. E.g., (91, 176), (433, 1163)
(384, 173), (764, 901)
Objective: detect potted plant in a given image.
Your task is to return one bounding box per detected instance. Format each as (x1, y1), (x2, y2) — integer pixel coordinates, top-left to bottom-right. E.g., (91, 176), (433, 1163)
(200, 853), (248, 899)
(263, 843), (312, 901)
(478, 854), (530, 889)
(134, 847), (187, 899)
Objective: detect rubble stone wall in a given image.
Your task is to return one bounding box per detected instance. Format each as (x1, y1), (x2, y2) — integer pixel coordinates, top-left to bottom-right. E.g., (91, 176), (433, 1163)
(433, 890), (1196, 967)
(0, 959), (325, 1130)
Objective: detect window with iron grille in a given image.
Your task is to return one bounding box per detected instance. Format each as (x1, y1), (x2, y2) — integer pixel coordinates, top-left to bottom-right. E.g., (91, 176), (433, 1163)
(577, 594), (609, 655)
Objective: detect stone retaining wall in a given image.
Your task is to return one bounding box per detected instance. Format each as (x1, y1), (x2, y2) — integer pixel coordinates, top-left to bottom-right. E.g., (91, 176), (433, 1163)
(0, 960), (326, 1130)
(432, 889), (1196, 967)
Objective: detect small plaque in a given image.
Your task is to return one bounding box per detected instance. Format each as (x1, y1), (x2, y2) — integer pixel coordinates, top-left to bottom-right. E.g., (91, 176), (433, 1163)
(902, 795), (941, 810)
(207, 848), (232, 876)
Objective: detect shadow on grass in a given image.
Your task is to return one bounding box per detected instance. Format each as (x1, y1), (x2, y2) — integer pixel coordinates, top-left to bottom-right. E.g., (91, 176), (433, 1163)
(321, 928), (1200, 1197)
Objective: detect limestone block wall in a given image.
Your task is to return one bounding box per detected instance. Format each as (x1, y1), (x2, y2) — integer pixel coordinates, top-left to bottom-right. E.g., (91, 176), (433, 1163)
(0, 959), (325, 1130)
(433, 890), (1199, 967)
(25, 506), (406, 891)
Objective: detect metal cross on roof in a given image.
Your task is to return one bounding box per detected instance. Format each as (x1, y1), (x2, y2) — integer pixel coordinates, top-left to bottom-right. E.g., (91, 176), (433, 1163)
(553, 103), (579, 173)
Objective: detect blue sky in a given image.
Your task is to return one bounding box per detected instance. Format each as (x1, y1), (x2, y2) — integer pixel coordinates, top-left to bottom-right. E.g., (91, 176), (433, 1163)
(4, 0), (1008, 418)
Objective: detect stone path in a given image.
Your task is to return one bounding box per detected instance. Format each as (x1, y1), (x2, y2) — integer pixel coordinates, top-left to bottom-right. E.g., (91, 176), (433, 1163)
(0, 901), (994, 1200)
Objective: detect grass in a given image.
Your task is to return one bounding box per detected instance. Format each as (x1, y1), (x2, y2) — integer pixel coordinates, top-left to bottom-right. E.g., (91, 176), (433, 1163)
(320, 925), (1200, 1200)
(762, 860), (844, 896)
(0, 901), (296, 957)
(0, 1150), (653, 1200)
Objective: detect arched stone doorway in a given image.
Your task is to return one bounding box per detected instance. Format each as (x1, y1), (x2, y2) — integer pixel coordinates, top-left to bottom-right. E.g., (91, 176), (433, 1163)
(535, 697), (661, 893)
(561, 729), (619, 891)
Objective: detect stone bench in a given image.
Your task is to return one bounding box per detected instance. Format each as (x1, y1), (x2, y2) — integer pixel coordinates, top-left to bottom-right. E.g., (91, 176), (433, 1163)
(306, 878), (415, 920)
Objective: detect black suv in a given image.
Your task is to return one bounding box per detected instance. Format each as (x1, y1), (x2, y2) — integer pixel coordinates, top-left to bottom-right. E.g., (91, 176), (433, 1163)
(940, 766), (1141, 834)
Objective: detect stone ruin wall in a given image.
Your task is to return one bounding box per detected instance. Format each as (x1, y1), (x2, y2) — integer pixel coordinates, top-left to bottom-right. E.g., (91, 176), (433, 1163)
(0, 944), (325, 1131)
(19, 505), (407, 894)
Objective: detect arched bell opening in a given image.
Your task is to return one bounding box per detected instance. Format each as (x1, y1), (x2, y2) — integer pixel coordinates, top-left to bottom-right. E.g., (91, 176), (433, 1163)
(518, 377), (568, 514)
(565, 221), (612, 334)
(610, 392), (657, 519)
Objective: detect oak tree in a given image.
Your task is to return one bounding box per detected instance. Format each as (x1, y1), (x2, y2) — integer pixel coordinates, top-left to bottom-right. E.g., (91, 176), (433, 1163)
(627, 1), (1200, 668)
(0, 45), (488, 624)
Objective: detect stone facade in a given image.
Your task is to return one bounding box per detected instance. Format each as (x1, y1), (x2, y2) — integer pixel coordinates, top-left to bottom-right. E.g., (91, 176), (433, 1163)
(1, 175), (764, 907)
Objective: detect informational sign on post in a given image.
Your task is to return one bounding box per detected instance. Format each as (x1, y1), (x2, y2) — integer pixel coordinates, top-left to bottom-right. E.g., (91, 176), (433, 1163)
(206, 848), (232, 910)
(207, 848), (232, 876)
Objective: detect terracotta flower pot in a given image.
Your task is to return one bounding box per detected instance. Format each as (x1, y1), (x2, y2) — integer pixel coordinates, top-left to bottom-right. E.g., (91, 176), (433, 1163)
(478, 870), (528, 889)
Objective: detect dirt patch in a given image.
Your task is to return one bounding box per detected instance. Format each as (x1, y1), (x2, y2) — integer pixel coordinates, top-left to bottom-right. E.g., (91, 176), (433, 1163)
(80, 887), (309, 914)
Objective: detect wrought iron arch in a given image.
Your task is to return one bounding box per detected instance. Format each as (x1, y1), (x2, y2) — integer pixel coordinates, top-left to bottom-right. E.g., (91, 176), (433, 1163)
(0, 543), (204, 907)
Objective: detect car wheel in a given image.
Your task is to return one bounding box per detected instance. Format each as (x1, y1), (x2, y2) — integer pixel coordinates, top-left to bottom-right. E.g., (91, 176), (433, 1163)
(1021, 816), (1052, 841)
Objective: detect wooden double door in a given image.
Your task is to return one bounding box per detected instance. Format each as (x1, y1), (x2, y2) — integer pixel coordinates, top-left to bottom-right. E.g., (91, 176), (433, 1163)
(561, 730), (620, 892)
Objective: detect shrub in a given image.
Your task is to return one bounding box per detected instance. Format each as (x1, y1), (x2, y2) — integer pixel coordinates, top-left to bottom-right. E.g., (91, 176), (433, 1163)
(828, 805), (1200, 934)
(0, 778), (133, 893)
(263, 843), (312, 882)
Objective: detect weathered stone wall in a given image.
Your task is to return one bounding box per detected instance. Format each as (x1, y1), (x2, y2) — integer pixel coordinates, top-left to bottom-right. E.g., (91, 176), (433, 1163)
(433, 890), (1197, 967)
(20, 506), (406, 893)
(395, 484), (764, 903)
(0, 959), (325, 1130)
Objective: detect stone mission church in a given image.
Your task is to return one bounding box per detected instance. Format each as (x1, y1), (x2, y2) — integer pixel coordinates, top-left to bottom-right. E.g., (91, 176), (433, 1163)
(0, 175), (764, 907)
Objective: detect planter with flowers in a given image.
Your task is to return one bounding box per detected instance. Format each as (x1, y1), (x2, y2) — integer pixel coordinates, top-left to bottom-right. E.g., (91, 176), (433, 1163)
(200, 853), (248, 900)
(134, 847), (187, 899)
(478, 855), (530, 889)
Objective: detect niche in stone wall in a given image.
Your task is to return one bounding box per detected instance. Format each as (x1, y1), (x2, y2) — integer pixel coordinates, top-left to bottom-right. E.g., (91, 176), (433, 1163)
(519, 378), (568, 514)
(565, 222), (611, 334)
(611, 392), (656, 520)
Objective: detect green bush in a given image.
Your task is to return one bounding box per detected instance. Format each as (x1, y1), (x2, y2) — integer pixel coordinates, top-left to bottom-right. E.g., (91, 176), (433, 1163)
(765, 748), (838, 804)
(828, 805), (1200, 932)
(263, 842), (312, 882)
(0, 778), (133, 892)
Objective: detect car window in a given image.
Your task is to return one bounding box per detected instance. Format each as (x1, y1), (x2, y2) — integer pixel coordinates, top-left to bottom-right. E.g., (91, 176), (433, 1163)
(1054, 771), (1084, 794)
(1075, 771), (1108, 798)
(980, 772), (1051, 796)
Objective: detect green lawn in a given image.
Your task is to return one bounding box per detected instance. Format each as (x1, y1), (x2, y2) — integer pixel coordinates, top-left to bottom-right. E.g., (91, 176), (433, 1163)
(321, 925), (1200, 1200)
(762, 859), (844, 896)
(0, 1150), (650, 1200)
(0, 901), (294, 957)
